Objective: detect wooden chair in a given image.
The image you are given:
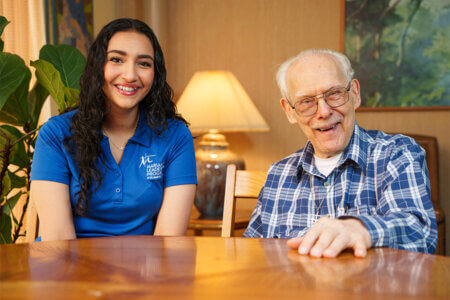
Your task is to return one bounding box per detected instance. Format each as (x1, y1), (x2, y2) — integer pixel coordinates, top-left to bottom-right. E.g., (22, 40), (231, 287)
(221, 164), (267, 237)
(24, 197), (39, 243)
(400, 133), (445, 255)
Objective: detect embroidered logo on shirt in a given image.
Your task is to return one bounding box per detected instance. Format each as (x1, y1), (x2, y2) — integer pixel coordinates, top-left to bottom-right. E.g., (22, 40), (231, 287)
(139, 154), (164, 180)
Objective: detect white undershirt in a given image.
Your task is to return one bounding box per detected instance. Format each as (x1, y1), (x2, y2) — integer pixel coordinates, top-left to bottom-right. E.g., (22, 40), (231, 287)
(313, 152), (343, 177)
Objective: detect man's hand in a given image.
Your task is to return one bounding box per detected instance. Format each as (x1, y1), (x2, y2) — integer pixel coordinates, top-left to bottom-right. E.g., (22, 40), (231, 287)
(287, 217), (372, 258)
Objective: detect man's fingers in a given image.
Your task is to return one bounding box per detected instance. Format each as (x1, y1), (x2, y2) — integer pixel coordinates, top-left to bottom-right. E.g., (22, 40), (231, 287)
(297, 232), (319, 255)
(310, 230), (336, 257)
(287, 237), (303, 249)
(288, 218), (371, 258)
(296, 222), (324, 255)
(353, 239), (368, 258)
(322, 235), (348, 258)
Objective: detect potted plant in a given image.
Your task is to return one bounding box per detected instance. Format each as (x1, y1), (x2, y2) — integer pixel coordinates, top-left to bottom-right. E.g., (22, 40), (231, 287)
(0, 16), (85, 243)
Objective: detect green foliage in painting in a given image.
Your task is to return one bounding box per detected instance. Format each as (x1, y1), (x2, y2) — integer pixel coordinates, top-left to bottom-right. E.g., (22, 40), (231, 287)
(345, 0), (450, 107)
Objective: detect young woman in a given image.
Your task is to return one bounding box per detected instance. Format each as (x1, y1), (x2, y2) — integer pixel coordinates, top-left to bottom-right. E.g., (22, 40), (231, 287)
(30, 18), (197, 241)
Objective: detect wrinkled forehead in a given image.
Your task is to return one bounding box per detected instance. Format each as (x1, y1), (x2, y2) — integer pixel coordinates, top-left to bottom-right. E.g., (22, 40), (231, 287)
(286, 54), (347, 96)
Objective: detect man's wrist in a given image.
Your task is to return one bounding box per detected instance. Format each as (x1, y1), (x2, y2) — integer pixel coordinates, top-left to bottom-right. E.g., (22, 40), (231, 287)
(341, 217), (372, 246)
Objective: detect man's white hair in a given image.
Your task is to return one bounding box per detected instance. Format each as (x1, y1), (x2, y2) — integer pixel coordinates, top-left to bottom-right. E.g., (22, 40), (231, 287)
(275, 49), (354, 100)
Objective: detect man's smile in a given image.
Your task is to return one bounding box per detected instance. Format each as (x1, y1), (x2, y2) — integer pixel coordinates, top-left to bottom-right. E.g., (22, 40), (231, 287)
(316, 123), (339, 132)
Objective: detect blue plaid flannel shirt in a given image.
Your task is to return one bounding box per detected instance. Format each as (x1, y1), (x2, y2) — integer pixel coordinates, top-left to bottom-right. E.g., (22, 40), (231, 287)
(244, 123), (437, 254)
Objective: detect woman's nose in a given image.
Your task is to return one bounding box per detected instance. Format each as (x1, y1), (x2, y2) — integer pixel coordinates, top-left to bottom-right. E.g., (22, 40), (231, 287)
(121, 62), (138, 82)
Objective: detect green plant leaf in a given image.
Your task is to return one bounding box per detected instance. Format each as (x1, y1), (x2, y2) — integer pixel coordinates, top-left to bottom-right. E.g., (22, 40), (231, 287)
(0, 126), (13, 171)
(0, 213), (13, 244)
(64, 86), (80, 108)
(0, 16), (10, 52)
(0, 125), (29, 171)
(8, 172), (26, 189)
(39, 44), (86, 90)
(31, 59), (66, 113)
(0, 110), (19, 125)
(2, 191), (23, 216)
(1, 66), (31, 126)
(0, 171), (11, 199)
(0, 16), (9, 36)
(1, 125), (30, 169)
(28, 82), (50, 130)
(0, 52), (28, 110)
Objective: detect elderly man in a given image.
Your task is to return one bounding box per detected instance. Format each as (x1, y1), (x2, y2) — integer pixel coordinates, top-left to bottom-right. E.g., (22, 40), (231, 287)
(244, 49), (437, 257)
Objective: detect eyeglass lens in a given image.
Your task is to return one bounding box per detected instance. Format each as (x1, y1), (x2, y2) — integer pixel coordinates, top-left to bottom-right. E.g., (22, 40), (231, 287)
(294, 84), (351, 116)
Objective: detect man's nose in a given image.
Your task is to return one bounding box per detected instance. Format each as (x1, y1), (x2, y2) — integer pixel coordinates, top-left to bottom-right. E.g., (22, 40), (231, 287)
(315, 97), (333, 118)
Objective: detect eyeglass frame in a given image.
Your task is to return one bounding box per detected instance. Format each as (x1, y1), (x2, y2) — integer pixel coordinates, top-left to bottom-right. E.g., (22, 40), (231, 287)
(287, 81), (353, 117)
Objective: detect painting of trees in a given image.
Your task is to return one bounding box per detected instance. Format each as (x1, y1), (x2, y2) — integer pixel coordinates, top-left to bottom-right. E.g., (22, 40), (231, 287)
(345, 0), (449, 107)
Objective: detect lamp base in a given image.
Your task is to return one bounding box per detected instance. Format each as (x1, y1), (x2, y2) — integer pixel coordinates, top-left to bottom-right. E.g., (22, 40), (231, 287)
(194, 130), (244, 219)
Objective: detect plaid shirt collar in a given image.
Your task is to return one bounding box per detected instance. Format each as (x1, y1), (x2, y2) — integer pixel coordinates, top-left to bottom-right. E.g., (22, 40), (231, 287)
(296, 122), (370, 178)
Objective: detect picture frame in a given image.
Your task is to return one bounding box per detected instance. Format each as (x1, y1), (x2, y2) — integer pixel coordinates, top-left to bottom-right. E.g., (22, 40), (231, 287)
(344, 0), (450, 111)
(44, 0), (93, 56)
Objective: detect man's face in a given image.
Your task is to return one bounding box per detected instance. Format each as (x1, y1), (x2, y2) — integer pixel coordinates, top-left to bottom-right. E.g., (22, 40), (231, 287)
(280, 54), (361, 158)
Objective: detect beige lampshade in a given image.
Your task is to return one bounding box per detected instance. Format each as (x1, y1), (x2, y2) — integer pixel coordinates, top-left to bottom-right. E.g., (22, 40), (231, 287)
(176, 71), (269, 133)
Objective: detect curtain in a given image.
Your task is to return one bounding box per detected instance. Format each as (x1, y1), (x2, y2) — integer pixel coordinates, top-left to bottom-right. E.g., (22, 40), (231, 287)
(0, 0), (46, 68)
(0, 0), (52, 123)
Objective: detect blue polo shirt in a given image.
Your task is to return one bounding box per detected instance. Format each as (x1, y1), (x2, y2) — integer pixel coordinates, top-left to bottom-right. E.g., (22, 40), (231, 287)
(30, 109), (197, 237)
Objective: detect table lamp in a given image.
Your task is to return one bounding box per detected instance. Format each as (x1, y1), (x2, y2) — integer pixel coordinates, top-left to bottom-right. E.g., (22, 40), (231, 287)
(177, 71), (269, 219)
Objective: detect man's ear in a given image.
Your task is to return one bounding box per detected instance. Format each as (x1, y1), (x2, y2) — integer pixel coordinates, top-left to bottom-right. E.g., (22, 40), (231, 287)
(280, 98), (298, 124)
(350, 79), (361, 110)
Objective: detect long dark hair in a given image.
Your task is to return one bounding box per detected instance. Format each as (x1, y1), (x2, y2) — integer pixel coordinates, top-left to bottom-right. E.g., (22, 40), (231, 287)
(66, 18), (187, 216)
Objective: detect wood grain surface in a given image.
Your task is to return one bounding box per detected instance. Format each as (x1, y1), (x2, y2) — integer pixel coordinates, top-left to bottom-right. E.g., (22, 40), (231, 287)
(1, 236), (449, 299)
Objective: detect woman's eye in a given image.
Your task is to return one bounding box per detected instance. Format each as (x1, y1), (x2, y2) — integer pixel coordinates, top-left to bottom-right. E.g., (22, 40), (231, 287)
(139, 61), (152, 68)
(109, 57), (122, 63)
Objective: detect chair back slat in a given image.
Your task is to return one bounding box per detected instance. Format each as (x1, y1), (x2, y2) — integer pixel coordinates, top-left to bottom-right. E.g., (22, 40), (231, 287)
(234, 171), (267, 198)
(222, 164), (266, 238)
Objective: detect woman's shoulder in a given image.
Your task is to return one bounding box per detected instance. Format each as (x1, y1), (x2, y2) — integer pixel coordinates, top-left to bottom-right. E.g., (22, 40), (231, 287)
(39, 110), (77, 138)
(164, 118), (193, 137)
(166, 118), (189, 130)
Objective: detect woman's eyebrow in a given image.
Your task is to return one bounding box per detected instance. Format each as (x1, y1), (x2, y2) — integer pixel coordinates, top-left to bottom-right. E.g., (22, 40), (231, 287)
(107, 50), (154, 60)
(137, 54), (154, 61)
(107, 49), (126, 55)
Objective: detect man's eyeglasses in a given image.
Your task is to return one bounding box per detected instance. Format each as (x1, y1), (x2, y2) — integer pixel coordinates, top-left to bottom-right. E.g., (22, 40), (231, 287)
(288, 81), (352, 117)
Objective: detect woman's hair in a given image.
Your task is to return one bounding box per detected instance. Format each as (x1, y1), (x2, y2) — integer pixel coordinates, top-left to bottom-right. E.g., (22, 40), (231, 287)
(66, 18), (187, 216)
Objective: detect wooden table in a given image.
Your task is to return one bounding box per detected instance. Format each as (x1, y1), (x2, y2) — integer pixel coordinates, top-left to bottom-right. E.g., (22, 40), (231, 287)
(1, 236), (449, 299)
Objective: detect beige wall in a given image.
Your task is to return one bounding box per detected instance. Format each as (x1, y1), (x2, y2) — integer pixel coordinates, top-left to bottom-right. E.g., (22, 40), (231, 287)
(93, 0), (450, 255)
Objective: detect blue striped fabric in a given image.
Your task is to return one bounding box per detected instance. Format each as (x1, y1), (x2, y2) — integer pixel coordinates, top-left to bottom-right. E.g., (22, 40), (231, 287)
(244, 123), (437, 254)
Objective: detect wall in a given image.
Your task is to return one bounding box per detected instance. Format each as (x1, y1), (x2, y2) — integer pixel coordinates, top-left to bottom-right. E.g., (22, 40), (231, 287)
(93, 0), (450, 254)
(92, 0), (168, 50)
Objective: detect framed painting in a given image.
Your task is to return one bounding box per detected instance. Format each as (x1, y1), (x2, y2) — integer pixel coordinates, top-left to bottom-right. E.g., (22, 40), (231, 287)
(344, 0), (450, 111)
(44, 0), (93, 56)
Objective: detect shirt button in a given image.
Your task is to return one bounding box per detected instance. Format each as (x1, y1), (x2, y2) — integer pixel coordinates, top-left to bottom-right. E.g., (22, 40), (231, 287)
(324, 182), (329, 187)
(116, 188), (121, 193)
(116, 172), (120, 177)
